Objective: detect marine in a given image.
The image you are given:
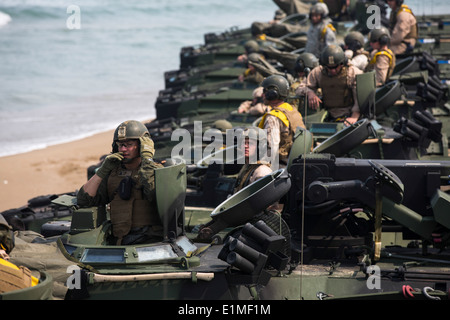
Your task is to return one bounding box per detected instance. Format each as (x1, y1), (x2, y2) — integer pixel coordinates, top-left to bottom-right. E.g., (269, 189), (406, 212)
(258, 74), (306, 167)
(76, 120), (163, 245)
(366, 26), (396, 86)
(304, 2), (337, 58)
(298, 44), (362, 124)
(387, 0), (418, 55)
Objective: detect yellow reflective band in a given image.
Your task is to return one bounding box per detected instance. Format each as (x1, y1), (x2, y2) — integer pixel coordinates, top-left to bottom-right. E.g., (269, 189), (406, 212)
(370, 50), (394, 67)
(258, 103), (293, 129)
(321, 23), (336, 40)
(257, 34), (266, 41)
(398, 4), (413, 16)
(0, 258), (39, 287)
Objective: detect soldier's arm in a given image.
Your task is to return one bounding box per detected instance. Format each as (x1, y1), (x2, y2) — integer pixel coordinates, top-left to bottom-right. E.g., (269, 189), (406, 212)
(77, 176), (109, 207)
(390, 12), (411, 46)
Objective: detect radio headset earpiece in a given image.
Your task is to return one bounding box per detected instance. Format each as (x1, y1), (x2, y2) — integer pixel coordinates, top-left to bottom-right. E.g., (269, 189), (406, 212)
(379, 34), (390, 46)
(264, 87), (280, 101)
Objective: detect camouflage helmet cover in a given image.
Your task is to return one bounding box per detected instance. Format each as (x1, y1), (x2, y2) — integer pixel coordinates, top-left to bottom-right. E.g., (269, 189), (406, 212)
(344, 31), (365, 48)
(244, 40), (259, 54)
(320, 44), (346, 67)
(295, 52), (319, 73)
(112, 120), (150, 152)
(310, 2), (329, 18)
(369, 26), (391, 43)
(261, 75), (290, 100)
(247, 52), (261, 63)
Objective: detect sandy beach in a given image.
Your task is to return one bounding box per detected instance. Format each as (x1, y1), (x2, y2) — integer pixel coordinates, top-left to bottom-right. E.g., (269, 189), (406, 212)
(0, 128), (117, 212)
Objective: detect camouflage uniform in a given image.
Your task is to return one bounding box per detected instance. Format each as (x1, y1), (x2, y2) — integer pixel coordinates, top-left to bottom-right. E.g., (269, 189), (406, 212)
(77, 120), (163, 245)
(258, 102), (305, 165)
(367, 49), (396, 86)
(305, 3), (337, 58)
(305, 18), (337, 58)
(389, 4), (418, 55)
(301, 64), (362, 120)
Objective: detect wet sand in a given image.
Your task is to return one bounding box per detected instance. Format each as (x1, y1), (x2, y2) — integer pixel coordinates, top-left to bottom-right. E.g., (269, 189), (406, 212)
(0, 129), (115, 212)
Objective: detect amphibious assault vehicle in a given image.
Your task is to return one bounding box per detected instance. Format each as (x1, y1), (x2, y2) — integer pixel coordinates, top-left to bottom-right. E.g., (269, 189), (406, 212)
(2, 0), (450, 300)
(56, 130), (450, 300)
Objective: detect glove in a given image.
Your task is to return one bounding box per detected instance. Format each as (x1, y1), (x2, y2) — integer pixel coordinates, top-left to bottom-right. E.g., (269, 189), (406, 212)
(96, 152), (123, 179)
(139, 136), (155, 159)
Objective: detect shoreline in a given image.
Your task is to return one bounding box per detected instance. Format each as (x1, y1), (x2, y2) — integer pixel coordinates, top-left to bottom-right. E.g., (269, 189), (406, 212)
(0, 119), (153, 212)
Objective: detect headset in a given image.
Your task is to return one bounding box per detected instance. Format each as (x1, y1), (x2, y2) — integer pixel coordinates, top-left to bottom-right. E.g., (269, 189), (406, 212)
(263, 86), (280, 101)
(379, 34), (390, 46)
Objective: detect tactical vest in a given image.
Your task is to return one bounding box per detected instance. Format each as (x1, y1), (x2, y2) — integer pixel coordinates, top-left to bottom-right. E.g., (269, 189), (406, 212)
(234, 162), (270, 193)
(289, 78), (305, 110)
(107, 166), (161, 241)
(0, 259), (37, 293)
(368, 49), (396, 83)
(320, 66), (354, 110)
(258, 102), (305, 160)
(390, 5), (418, 42)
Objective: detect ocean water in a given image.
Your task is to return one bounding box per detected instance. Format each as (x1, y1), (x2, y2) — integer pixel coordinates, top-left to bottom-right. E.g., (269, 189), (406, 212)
(0, 0), (278, 157)
(0, 0), (449, 157)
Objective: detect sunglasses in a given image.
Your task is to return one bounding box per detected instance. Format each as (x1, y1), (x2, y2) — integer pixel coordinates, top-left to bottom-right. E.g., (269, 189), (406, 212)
(325, 64), (342, 70)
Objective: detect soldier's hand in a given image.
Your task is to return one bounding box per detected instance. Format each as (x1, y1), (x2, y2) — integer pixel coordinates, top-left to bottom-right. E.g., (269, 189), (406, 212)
(307, 91), (321, 110)
(96, 152), (123, 179)
(139, 136), (155, 159)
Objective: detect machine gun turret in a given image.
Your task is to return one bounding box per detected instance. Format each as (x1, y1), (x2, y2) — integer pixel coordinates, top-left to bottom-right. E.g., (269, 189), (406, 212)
(284, 154), (450, 263)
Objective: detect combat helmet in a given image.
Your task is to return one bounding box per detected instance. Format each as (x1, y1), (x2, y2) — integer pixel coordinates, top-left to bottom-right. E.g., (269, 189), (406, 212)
(344, 31), (365, 51)
(261, 75), (290, 100)
(273, 9), (286, 21)
(247, 52), (262, 64)
(244, 40), (259, 54)
(112, 120), (150, 152)
(309, 2), (329, 19)
(320, 44), (347, 67)
(369, 27), (391, 45)
(295, 52), (319, 74)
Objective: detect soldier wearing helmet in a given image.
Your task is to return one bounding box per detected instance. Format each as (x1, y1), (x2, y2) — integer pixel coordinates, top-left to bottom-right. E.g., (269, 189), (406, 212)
(298, 44), (363, 124)
(238, 86), (270, 115)
(258, 75), (306, 166)
(386, 0), (418, 55)
(238, 52), (265, 84)
(367, 27), (396, 86)
(197, 127), (272, 241)
(77, 120), (163, 245)
(235, 127), (272, 192)
(237, 39), (260, 64)
(304, 2), (337, 58)
(290, 52), (319, 110)
(344, 31), (369, 72)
